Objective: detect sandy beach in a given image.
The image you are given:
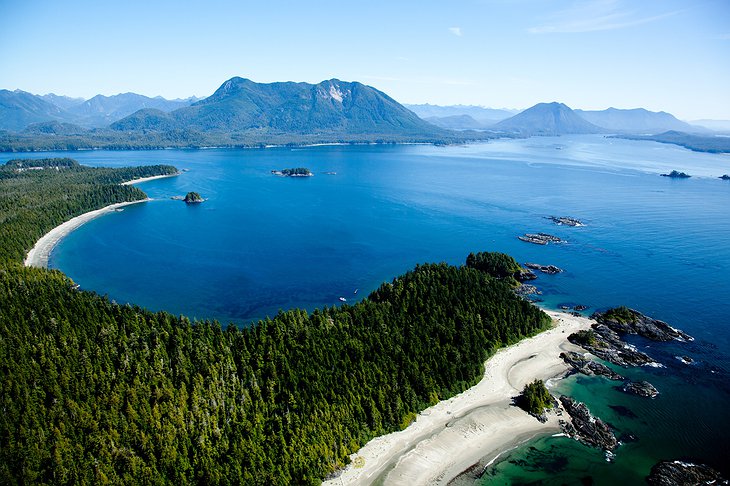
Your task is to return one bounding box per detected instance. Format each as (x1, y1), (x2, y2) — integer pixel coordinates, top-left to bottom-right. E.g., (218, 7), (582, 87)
(120, 173), (179, 185)
(323, 310), (592, 486)
(24, 172), (179, 268)
(24, 199), (151, 268)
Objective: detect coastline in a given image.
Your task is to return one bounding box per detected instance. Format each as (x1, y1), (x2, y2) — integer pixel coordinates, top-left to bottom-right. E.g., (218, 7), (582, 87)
(120, 173), (179, 185)
(323, 310), (592, 486)
(24, 172), (179, 269)
(24, 199), (151, 268)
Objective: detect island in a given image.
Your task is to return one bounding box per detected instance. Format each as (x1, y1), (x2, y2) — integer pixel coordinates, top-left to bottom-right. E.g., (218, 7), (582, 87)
(183, 191), (204, 203)
(271, 167), (313, 177)
(517, 233), (565, 245)
(720, 174), (730, 180)
(547, 216), (584, 227)
(660, 170), (691, 178)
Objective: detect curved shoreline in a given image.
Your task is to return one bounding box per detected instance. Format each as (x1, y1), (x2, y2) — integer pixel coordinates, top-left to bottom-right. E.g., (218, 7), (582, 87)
(24, 173), (178, 269)
(323, 310), (592, 486)
(24, 199), (150, 268)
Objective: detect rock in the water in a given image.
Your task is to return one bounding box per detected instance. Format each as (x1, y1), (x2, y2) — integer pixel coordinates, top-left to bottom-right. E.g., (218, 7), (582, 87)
(518, 233), (565, 245)
(525, 262), (564, 274)
(647, 460), (728, 486)
(560, 351), (624, 380)
(568, 325), (659, 368)
(593, 307), (693, 342)
(547, 216), (584, 227)
(622, 380), (659, 398)
(517, 269), (538, 281)
(559, 396), (618, 451)
(574, 305), (588, 311)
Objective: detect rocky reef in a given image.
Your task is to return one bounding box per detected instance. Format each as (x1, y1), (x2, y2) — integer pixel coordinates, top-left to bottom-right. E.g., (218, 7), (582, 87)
(568, 325), (658, 367)
(525, 262), (563, 274)
(593, 307), (693, 342)
(559, 396), (618, 452)
(647, 460), (728, 485)
(622, 380), (659, 398)
(560, 351), (624, 380)
(547, 216), (584, 226)
(517, 233), (565, 245)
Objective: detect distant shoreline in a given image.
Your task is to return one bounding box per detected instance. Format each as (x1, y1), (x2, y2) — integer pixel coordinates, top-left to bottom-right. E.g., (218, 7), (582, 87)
(323, 310), (592, 486)
(24, 172), (178, 269)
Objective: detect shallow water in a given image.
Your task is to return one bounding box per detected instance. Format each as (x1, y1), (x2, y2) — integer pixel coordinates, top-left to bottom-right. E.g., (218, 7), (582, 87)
(7, 135), (730, 482)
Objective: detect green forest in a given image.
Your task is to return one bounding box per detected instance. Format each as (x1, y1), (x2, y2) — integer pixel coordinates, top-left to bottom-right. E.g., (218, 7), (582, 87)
(0, 158), (552, 484)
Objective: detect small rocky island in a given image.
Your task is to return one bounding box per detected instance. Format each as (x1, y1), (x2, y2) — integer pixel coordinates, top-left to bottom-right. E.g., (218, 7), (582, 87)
(517, 233), (565, 245)
(559, 396), (618, 452)
(720, 174), (730, 180)
(547, 216), (584, 227)
(660, 170), (691, 178)
(271, 167), (313, 177)
(647, 460), (728, 485)
(524, 262), (563, 274)
(183, 191), (204, 204)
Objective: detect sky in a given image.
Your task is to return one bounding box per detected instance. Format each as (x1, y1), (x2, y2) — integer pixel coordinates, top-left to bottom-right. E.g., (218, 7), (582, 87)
(1, 0), (729, 120)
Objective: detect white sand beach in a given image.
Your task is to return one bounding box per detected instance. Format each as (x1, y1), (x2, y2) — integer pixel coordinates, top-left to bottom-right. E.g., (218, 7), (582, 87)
(120, 173), (178, 185)
(24, 199), (150, 268)
(323, 310), (592, 486)
(24, 172), (179, 268)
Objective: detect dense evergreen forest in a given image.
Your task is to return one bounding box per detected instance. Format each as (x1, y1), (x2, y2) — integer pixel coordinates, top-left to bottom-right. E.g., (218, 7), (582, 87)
(0, 158), (552, 484)
(0, 159), (177, 263)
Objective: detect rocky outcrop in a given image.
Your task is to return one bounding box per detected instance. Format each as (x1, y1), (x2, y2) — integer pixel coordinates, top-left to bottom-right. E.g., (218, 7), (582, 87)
(568, 325), (659, 367)
(593, 307), (693, 342)
(623, 380), (659, 398)
(560, 351), (624, 380)
(660, 170), (691, 178)
(559, 396), (618, 452)
(525, 262), (563, 274)
(517, 233), (565, 245)
(547, 216), (584, 226)
(647, 460), (728, 485)
(517, 269), (537, 281)
(515, 284), (541, 297)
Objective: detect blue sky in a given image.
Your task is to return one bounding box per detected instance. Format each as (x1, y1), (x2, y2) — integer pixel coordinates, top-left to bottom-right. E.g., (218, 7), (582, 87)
(1, 0), (728, 119)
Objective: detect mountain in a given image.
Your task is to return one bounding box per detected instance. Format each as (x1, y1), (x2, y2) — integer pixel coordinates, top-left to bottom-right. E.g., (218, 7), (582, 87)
(424, 114), (493, 130)
(22, 120), (89, 136)
(690, 119), (730, 133)
(113, 77), (444, 137)
(575, 108), (701, 134)
(0, 90), (69, 131)
(67, 93), (193, 127)
(40, 93), (85, 110)
(494, 102), (603, 135)
(406, 104), (515, 124)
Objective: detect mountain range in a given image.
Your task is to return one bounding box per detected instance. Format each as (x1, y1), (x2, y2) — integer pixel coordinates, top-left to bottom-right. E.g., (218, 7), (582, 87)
(0, 89), (196, 131)
(0, 77), (723, 151)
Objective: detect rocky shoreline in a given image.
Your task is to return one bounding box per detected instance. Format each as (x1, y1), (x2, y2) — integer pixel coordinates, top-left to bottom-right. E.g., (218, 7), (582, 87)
(647, 460), (728, 485)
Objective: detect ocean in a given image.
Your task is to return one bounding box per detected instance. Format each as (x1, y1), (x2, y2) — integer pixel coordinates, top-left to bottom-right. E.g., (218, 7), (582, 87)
(7, 135), (730, 483)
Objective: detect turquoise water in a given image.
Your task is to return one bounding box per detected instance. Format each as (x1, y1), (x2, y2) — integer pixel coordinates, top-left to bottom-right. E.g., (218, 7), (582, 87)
(6, 135), (730, 482)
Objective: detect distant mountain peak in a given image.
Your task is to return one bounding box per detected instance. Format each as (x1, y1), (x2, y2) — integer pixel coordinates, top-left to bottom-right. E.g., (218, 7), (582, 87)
(495, 102), (603, 135)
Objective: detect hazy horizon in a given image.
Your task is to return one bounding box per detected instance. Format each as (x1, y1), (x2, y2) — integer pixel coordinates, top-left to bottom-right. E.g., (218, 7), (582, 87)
(1, 0), (728, 120)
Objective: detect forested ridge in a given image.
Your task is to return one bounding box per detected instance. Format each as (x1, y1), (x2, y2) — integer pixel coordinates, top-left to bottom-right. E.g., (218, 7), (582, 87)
(0, 159), (177, 263)
(0, 158), (551, 484)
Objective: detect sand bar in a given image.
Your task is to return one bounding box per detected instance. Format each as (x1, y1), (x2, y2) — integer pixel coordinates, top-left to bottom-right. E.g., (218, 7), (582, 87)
(25, 172), (179, 268)
(323, 310), (592, 486)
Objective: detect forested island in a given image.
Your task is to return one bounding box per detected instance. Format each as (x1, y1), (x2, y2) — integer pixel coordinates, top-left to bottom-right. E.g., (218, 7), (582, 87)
(0, 159), (551, 484)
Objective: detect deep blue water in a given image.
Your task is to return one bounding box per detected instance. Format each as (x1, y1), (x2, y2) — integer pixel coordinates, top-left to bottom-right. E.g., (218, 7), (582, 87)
(7, 136), (730, 483)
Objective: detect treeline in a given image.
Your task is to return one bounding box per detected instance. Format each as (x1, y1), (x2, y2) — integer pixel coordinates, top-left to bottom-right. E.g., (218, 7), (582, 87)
(0, 159), (177, 263)
(1, 261), (549, 484)
(0, 160), (551, 484)
(0, 128), (497, 153)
